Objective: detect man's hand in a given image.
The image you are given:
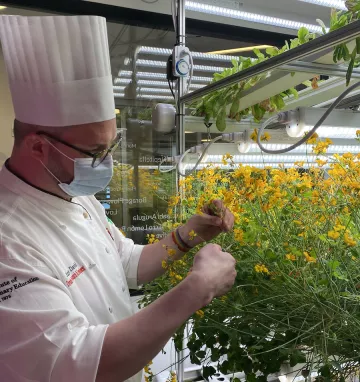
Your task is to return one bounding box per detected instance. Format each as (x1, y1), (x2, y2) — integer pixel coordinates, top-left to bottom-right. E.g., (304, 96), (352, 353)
(178, 200), (235, 247)
(188, 243), (237, 305)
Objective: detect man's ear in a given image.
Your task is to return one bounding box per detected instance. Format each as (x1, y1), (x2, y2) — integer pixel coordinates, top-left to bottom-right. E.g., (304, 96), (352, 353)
(25, 133), (48, 161)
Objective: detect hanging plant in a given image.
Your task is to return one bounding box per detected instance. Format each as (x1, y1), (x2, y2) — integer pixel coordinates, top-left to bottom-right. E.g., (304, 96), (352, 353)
(192, 1), (360, 131)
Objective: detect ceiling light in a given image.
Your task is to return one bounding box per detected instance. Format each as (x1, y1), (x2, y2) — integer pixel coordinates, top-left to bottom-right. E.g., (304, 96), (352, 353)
(114, 93), (125, 98)
(113, 86), (126, 92)
(114, 78), (132, 85)
(139, 87), (172, 94)
(185, 1), (324, 33)
(115, 109), (120, 115)
(312, 127), (358, 139)
(138, 46), (238, 61)
(296, 0), (346, 10)
(0, 6), (7, 10)
(137, 80), (205, 89)
(139, 95), (174, 100)
(208, 45), (273, 55)
(136, 59), (226, 72)
(114, 72), (212, 83)
(117, 70), (133, 78)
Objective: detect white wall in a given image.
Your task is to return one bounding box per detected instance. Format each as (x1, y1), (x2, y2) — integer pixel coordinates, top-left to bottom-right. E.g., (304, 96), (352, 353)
(0, 47), (14, 166)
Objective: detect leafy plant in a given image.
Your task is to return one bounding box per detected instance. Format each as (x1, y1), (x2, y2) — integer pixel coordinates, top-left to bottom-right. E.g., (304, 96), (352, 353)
(141, 139), (360, 381)
(192, 1), (360, 131)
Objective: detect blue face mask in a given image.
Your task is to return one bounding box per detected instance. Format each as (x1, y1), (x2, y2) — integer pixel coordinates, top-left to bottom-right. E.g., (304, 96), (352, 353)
(42, 140), (114, 197)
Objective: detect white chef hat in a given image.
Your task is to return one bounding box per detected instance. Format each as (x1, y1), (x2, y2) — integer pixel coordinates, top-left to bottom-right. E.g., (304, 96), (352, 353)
(0, 15), (115, 127)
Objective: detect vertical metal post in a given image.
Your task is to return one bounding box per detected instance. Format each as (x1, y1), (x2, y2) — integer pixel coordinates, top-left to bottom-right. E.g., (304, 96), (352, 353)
(176, 2), (186, 381)
(177, 0), (186, 157)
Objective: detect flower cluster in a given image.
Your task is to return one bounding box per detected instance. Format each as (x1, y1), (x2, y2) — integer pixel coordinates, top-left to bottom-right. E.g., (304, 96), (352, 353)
(141, 137), (360, 382)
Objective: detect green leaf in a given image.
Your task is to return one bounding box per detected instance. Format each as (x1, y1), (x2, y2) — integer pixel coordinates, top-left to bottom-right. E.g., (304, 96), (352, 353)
(266, 47), (279, 56)
(251, 104), (266, 122)
(287, 88), (299, 99)
(290, 39), (300, 49)
(253, 48), (265, 59)
(356, 37), (360, 54)
(298, 27), (309, 43)
(203, 366), (216, 381)
(316, 18), (328, 34)
(196, 350), (206, 359)
(216, 108), (227, 132)
(272, 94), (286, 110)
(231, 58), (239, 69)
(346, 49), (357, 86)
(289, 350), (306, 367)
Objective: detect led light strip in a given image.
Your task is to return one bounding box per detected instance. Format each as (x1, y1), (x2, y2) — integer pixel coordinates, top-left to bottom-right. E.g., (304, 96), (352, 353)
(114, 72), (212, 83)
(185, 1), (324, 33)
(138, 46), (238, 62)
(210, 143), (360, 154)
(113, 92), (174, 101)
(113, 79), (204, 89)
(310, 126), (358, 139)
(296, 0), (346, 10)
(138, 87), (172, 94)
(136, 59), (226, 72)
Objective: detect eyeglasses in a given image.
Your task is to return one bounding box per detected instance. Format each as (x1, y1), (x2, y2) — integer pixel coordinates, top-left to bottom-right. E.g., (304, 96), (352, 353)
(37, 131), (122, 168)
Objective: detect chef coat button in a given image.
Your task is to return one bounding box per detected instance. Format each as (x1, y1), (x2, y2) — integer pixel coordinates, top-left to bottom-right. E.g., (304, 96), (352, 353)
(105, 247), (110, 254)
(109, 306), (113, 314)
(83, 212), (89, 219)
(67, 323), (72, 331)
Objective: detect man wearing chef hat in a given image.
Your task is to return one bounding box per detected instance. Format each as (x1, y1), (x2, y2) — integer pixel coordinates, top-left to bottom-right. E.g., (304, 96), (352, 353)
(0, 15), (236, 382)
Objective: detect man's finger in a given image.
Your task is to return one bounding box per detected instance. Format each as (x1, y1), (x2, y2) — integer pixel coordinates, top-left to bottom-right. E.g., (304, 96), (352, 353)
(200, 213), (222, 226)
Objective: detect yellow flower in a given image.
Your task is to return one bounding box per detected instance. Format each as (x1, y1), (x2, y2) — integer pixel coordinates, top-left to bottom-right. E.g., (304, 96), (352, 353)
(234, 228), (244, 243)
(261, 132), (271, 142)
(312, 138), (333, 155)
(250, 129), (258, 142)
(344, 232), (357, 247)
(196, 309), (205, 318)
(188, 230), (197, 241)
(328, 230), (340, 240)
(304, 251), (316, 263)
(316, 159), (328, 167)
(167, 248), (177, 256)
(356, 130), (360, 138)
(334, 224), (346, 232)
(294, 161), (305, 167)
(293, 220), (303, 226)
(220, 296), (228, 302)
(255, 264), (269, 274)
(162, 260), (168, 269)
(175, 275), (183, 281)
(286, 254), (296, 261)
(306, 132), (319, 144)
(352, 256), (357, 261)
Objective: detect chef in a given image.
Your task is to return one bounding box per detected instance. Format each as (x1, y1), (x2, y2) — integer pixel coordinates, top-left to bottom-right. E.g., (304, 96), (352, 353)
(0, 15), (236, 382)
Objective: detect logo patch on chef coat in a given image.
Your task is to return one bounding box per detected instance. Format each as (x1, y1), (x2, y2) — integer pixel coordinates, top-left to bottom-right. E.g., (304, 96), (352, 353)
(65, 262), (86, 287)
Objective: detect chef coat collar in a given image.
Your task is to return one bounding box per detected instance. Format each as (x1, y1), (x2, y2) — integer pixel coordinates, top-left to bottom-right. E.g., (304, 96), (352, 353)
(0, 161), (83, 214)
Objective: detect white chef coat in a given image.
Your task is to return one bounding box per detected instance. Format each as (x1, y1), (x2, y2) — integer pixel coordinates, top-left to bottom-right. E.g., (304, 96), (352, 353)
(0, 163), (145, 382)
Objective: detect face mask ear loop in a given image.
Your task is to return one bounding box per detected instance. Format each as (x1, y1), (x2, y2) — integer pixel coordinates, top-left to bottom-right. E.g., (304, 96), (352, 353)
(40, 160), (62, 184)
(44, 138), (75, 162)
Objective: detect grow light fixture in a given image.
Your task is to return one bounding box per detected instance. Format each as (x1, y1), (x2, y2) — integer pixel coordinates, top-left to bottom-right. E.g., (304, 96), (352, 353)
(138, 46), (238, 61)
(136, 59), (226, 72)
(296, 0), (346, 10)
(114, 72), (212, 83)
(282, 107), (360, 138)
(114, 92), (174, 100)
(139, 87), (172, 94)
(185, 1), (324, 33)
